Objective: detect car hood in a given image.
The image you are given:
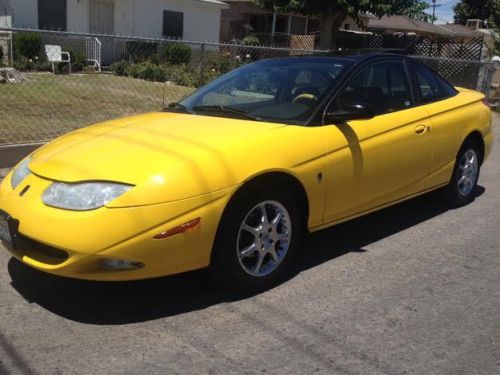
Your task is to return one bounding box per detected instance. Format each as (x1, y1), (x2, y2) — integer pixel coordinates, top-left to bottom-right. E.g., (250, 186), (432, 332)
(30, 112), (286, 206)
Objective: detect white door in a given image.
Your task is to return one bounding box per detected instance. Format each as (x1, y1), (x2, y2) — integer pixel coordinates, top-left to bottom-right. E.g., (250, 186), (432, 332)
(89, 0), (114, 64)
(89, 0), (114, 34)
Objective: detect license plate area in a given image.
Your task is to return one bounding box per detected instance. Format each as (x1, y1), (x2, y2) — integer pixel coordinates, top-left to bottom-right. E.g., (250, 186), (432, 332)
(0, 210), (19, 250)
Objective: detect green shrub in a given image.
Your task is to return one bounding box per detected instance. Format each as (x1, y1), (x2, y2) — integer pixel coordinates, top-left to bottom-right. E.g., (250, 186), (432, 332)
(159, 43), (192, 65)
(122, 62), (155, 81)
(68, 48), (86, 72)
(201, 51), (249, 83)
(157, 45), (169, 63)
(15, 32), (42, 60)
(13, 56), (51, 71)
(113, 61), (197, 87)
(111, 60), (129, 76)
(241, 35), (260, 46)
(125, 41), (158, 63)
(205, 52), (233, 75)
(124, 62), (144, 78)
(163, 64), (199, 87)
(138, 62), (168, 82)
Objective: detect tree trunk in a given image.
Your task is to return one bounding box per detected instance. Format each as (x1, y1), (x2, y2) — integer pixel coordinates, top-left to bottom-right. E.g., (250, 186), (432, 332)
(319, 9), (346, 50)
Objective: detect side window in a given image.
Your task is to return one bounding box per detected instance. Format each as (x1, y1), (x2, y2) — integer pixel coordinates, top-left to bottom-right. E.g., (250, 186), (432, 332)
(413, 62), (457, 103)
(435, 74), (458, 98)
(334, 60), (413, 116)
(413, 62), (442, 103)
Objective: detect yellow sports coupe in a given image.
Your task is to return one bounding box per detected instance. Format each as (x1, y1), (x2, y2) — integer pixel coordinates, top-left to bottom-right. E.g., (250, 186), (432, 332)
(0, 53), (493, 291)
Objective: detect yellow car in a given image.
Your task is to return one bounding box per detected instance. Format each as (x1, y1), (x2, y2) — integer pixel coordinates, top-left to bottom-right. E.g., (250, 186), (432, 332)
(0, 53), (493, 292)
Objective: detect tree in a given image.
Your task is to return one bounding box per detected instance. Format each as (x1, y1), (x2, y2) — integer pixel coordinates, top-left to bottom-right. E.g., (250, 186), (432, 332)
(454, 0), (500, 26)
(254, 0), (431, 50)
(454, 0), (500, 55)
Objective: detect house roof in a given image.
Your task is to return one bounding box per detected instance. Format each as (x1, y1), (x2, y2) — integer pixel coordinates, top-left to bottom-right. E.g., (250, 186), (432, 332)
(199, 0), (228, 6)
(368, 15), (453, 37)
(438, 23), (481, 37)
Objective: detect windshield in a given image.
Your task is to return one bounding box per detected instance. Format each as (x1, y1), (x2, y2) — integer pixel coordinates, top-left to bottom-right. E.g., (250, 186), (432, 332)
(178, 57), (351, 124)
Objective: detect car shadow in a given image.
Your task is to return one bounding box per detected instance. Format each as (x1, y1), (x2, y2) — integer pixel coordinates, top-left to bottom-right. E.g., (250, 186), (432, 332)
(7, 186), (485, 325)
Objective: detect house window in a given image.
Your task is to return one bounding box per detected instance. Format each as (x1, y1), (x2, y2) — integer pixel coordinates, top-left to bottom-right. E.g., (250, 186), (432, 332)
(307, 19), (320, 33)
(163, 10), (183, 39)
(249, 14), (273, 33)
(38, 0), (67, 31)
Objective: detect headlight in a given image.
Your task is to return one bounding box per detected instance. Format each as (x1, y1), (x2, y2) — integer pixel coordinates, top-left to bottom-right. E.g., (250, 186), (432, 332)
(11, 157), (32, 189)
(42, 182), (132, 211)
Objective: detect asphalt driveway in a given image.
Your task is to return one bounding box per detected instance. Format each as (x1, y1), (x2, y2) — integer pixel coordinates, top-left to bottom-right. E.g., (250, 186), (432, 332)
(0, 115), (498, 375)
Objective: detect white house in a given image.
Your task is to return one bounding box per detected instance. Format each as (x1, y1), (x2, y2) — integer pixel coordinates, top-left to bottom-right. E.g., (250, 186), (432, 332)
(0, 0), (13, 28)
(3, 0), (228, 42)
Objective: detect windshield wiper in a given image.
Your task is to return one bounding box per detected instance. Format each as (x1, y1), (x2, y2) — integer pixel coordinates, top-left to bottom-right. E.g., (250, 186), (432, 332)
(192, 105), (263, 121)
(165, 102), (194, 114)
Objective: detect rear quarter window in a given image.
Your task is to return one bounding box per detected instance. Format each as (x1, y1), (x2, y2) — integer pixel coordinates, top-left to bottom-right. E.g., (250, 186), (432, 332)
(412, 61), (457, 104)
(435, 74), (458, 97)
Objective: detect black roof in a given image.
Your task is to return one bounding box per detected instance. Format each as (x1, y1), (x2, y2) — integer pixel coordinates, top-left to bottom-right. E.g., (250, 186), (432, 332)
(312, 49), (409, 61)
(260, 49), (410, 64)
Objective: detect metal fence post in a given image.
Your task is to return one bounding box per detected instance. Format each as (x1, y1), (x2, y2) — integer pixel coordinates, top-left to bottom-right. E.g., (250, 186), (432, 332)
(483, 63), (496, 96)
(199, 42), (206, 87)
(9, 31), (13, 66)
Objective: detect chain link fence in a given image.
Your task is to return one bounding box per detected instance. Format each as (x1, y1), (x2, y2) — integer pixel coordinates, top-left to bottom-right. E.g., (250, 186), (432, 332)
(0, 28), (496, 145)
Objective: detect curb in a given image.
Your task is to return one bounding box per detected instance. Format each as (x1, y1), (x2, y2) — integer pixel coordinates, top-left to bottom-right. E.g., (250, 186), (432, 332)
(0, 143), (45, 169)
(0, 168), (11, 178)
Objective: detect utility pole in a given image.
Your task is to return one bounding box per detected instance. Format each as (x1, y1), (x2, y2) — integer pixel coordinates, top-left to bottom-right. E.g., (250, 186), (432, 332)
(431, 0), (437, 24)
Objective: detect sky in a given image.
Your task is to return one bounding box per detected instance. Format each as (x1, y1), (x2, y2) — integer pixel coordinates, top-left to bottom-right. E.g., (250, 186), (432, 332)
(430, 0), (460, 24)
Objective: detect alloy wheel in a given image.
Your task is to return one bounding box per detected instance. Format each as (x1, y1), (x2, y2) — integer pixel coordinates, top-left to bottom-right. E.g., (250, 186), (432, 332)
(236, 200), (292, 277)
(457, 149), (478, 197)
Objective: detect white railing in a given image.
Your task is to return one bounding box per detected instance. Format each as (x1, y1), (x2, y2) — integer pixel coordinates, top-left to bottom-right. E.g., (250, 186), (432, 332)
(85, 36), (101, 72)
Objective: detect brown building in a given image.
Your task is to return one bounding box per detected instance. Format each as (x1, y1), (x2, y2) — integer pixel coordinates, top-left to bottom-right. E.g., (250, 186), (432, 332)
(220, 0), (319, 43)
(220, 0), (373, 48)
(367, 15), (455, 38)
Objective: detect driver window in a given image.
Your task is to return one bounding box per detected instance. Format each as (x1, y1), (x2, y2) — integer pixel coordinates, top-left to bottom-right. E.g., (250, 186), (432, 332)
(332, 60), (413, 116)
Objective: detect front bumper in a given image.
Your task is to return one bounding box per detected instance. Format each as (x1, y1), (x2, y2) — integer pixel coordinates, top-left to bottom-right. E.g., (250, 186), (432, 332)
(0, 172), (233, 281)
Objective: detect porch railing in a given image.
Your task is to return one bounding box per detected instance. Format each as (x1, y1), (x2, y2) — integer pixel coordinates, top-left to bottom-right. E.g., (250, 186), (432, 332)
(85, 36), (102, 72)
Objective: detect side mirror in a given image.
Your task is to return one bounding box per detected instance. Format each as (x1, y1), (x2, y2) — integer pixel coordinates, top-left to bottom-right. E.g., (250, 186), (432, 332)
(325, 102), (376, 123)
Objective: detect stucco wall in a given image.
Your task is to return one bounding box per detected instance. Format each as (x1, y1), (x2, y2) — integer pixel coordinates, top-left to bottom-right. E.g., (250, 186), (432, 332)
(67, 0), (88, 32)
(132, 0), (223, 42)
(0, 0), (12, 28)
(10, 0), (37, 28)
(9, 0), (224, 42)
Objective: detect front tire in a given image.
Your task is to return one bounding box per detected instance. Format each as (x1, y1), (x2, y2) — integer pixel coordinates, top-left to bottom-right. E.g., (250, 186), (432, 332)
(443, 140), (481, 206)
(210, 186), (302, 293)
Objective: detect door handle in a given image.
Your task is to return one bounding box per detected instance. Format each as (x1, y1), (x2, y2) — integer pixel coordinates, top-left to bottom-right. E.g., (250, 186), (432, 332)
(414, 125), (427, 135)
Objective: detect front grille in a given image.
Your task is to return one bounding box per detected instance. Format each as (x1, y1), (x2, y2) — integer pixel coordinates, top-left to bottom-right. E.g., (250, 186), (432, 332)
(13, 235), (69, 265)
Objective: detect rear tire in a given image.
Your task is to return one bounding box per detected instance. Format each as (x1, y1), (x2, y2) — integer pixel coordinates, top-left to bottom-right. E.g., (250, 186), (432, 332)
(210, 185), (302, 293)
(443, 140), (481, 207)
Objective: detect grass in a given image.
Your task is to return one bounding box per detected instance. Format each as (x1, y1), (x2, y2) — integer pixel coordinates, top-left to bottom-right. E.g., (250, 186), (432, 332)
(0, 73), (195, 144)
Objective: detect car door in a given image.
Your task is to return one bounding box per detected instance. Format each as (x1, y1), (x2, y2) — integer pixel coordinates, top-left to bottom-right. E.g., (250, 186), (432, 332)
(322, 59), (433, 224)
(410, 61), (463, 188)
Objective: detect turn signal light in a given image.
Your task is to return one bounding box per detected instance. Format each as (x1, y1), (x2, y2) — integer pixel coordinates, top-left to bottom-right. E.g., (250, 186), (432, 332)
(154, 218), (201, 239)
